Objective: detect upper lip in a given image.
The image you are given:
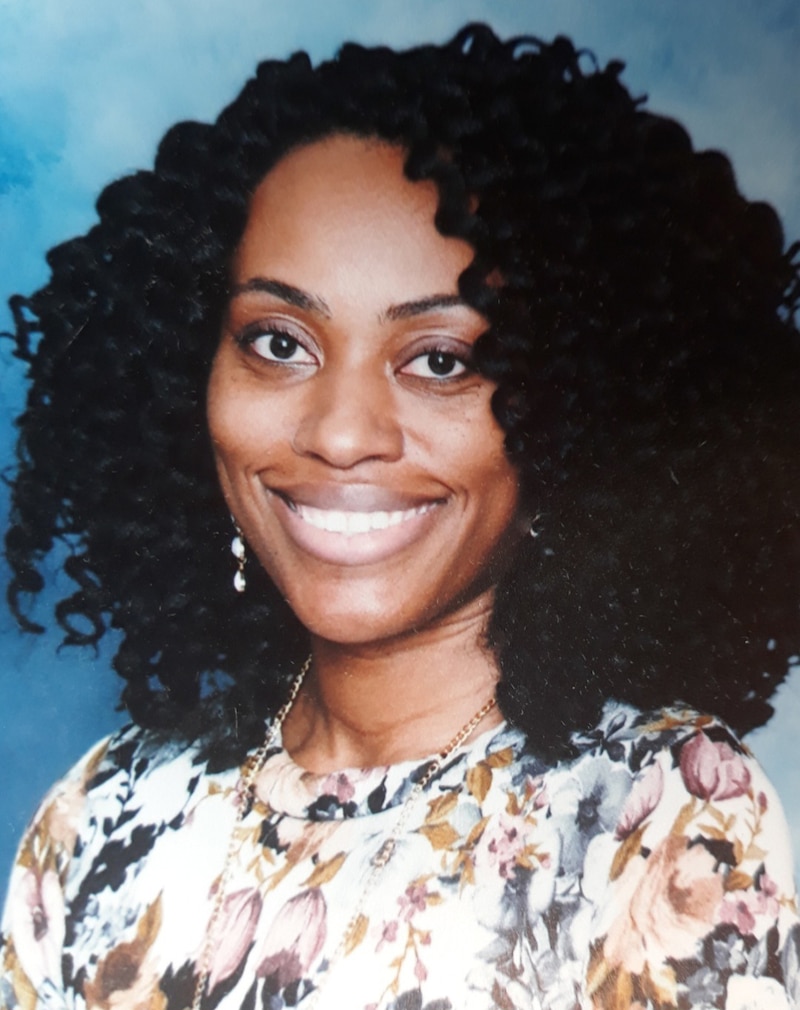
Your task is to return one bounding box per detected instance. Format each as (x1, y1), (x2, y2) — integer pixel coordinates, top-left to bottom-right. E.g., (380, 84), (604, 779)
(268, 482), (446, 512)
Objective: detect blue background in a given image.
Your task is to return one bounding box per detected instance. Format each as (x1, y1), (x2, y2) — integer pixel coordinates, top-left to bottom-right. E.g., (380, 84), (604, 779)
(1, 0), (799, 880)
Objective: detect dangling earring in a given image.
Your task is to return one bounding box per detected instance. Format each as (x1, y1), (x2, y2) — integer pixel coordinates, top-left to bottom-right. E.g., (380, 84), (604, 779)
(231, 523), (246, 593)
(529, 513), (542, 539)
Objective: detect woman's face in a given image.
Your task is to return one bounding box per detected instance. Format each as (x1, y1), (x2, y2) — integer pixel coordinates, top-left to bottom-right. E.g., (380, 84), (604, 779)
(207, 135), (520, 648)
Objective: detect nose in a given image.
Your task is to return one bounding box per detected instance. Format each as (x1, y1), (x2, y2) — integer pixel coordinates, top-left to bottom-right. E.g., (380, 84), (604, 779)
(292, 368), (404, 469)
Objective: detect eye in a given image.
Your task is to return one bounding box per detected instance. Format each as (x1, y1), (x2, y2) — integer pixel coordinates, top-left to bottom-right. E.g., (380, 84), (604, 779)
(402, 349), (469, 380)
(246, 328), (317, 366)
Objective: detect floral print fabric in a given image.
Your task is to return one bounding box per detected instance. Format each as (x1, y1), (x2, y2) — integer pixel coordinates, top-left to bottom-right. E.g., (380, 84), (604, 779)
(1, 704), (798, 1009)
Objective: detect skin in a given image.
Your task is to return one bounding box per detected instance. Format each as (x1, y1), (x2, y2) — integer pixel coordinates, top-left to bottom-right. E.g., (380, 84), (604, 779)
(207, 135), (521, 771)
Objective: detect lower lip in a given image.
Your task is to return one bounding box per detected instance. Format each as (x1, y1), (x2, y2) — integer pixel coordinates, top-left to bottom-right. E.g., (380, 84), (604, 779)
(268, 492), (445, 566)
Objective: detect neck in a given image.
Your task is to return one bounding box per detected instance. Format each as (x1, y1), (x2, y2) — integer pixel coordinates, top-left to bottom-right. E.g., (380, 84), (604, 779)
(281, 597), (504, 772)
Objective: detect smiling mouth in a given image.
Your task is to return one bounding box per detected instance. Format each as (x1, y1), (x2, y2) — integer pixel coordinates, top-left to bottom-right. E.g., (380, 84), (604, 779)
(268, 488), (446, 566)
(286, 499), (437, 535)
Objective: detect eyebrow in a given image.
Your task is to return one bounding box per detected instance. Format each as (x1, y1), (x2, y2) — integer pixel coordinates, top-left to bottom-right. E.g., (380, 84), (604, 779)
(382, 294), (467, 321)
(230, 280), (467, 323)
(230, 278), (331, 317)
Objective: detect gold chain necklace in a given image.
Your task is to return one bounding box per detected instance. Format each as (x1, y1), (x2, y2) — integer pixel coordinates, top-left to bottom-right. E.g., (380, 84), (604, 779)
(191, 657), (497, 1010)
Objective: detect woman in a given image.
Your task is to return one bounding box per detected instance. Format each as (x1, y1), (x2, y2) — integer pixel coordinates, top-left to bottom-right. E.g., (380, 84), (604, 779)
(2, 24), (799, 1009)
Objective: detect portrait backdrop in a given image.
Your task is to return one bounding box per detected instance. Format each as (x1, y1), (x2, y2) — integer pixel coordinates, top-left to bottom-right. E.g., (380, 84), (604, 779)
(1, 0), (799, 879)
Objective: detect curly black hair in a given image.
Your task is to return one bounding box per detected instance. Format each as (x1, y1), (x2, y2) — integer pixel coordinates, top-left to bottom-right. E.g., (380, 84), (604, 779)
(6, 25), (800, 767)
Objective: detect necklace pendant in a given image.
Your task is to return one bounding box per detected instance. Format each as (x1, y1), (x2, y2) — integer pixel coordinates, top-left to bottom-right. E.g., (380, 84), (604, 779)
(372, 838), (396, 868)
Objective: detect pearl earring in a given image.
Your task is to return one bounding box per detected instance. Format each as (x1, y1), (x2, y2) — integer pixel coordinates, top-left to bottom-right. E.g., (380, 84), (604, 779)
(231, 524), (246, 593)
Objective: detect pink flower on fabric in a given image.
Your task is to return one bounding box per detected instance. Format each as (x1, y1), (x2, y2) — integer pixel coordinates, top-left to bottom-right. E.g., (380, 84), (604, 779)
(679, 732), (751, 801)
(476, 812), (537, 880)
(533, 785), (550, 810)
(10, 868), (66, 989)
(256, 888), (327, 991)
(376, 919), (399, 951)
(525, 775), (549, 810)
(319, 772), (356, 804)
(720, 896), (758, 935)
(207, 888), (263, 992)
(616, 763), (664, 839)
(489, 826), (523, 879)
(719, 874), (781, 937)
(601, 834), (725, 976)
(398, 881), (431, 921)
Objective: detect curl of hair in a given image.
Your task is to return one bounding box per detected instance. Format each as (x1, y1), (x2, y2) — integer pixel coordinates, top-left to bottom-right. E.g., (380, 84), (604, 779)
(6, 25), (800, 766)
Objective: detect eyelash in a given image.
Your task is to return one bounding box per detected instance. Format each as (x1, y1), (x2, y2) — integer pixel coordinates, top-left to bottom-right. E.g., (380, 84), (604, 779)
(235, 324), (473, 382)
(401, 346), (471, 380)
(237, 325), (317, 365)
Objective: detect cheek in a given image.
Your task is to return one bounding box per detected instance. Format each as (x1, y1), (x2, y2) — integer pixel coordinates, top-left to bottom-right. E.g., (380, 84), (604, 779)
(427, 391), (518, 506)
(442, 421), (520, 543)
(207, 374), (242, 472)
(207, 360), (277, 473)
(476, 437), (522, 542)
(458, 410), (518, 501)
(207, 381), (266, 508)
(206, 349), (231, 434)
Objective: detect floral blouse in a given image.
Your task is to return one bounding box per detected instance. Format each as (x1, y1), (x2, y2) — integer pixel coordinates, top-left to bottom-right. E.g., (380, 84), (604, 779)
(1, 704), (798, 1010)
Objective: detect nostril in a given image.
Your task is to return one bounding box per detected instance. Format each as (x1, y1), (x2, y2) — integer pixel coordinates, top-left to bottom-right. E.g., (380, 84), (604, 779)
(292, 391), (404, 468)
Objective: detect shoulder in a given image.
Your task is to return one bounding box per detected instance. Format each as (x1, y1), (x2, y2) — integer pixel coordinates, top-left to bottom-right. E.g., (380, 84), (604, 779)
(561, 703), (800, 1007)
(574, 703), (794, 882)
(0, 725), (223, 1001)
(548, 701), (796, 905)
(7, 724), (208, 886)
(571, 699), (748, 764)
(64, 722), (205, 806)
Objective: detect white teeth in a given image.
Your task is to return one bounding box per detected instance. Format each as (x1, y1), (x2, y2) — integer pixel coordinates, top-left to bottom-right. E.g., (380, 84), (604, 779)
(293, 502), (434, 534)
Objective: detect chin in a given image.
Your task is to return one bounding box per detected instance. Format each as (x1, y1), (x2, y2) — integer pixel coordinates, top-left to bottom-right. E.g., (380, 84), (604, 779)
(281, 584), (417, 646)
(295, 609), (408, 648)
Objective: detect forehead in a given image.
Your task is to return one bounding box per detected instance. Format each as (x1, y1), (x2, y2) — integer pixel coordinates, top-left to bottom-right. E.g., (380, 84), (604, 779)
(246, 135), (432, 225)
(232, 135), (475, 305)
